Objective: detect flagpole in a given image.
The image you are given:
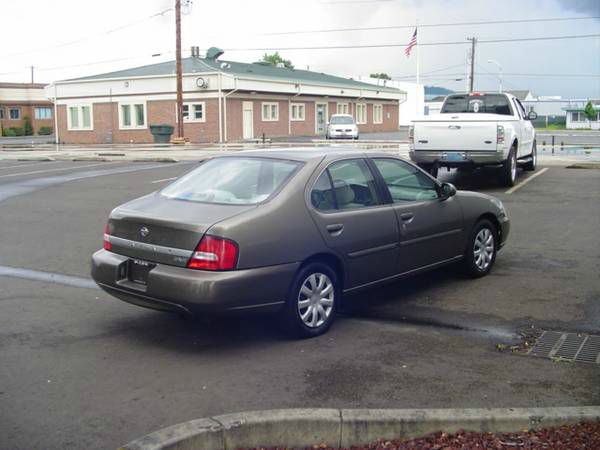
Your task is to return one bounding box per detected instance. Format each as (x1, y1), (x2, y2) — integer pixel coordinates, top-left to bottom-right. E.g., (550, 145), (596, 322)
(415, 22), (420, 85)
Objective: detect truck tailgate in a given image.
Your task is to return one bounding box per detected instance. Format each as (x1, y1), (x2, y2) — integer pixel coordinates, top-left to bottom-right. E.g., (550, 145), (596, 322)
(413, 116), (501, 152)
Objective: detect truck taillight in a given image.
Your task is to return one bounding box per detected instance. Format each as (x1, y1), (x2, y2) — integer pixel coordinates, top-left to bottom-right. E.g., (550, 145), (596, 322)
(187, 236), (238, 271)
(408, 126), (414, 144)
(103, 224), (112, 251)
(497, 125), (505, 145)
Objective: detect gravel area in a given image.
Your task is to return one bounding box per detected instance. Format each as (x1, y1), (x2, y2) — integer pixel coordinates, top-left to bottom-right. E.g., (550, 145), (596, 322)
(241, 421), (600, 449)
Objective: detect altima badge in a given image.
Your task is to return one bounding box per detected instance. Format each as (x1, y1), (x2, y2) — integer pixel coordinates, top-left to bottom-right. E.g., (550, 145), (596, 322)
(140, 227), (150, 238)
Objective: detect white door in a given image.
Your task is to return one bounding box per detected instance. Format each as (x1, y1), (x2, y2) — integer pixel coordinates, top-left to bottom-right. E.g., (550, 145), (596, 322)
(315, 103), (328, 135)
(242, 101), (253, 140)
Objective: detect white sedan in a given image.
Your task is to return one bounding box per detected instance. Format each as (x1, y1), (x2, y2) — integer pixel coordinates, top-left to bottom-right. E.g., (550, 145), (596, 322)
(326, 114), (359, 140)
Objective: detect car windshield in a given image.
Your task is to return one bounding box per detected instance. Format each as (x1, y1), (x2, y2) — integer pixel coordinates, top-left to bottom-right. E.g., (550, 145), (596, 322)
(441, 94), (513, 115)
(161, 157), (301, 204)
(330, 116), (354, 125)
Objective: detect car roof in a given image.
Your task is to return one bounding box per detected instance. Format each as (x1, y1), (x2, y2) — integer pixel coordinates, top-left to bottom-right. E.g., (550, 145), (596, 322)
(227, 147), (398, 162)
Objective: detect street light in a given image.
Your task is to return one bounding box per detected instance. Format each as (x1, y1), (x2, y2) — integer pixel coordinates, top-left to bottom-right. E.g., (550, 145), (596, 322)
(487, 59), (503, 93)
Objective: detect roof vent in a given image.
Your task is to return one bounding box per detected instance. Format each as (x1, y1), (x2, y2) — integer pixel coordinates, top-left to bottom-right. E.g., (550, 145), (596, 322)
(206, 47), (224, 61)
(190, 46), (200, 58)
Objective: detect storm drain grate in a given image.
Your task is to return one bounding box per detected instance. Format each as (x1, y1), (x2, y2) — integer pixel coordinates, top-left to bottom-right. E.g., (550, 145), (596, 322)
(528, 331), (600, 364)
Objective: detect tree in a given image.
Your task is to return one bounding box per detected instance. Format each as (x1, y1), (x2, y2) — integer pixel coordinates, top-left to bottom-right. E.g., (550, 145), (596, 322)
(369, 73), (391, 81)
(583, 100), (596, 123)
(261, 52), (294, 69)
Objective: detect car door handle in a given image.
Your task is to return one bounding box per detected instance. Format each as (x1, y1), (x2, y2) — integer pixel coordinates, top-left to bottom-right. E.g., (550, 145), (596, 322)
(400, 212), (414, 222)
(326, 223), (344, 235)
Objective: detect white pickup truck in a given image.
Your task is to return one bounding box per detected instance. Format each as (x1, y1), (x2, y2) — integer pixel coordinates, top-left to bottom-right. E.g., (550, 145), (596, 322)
(409, 92), (538, 186)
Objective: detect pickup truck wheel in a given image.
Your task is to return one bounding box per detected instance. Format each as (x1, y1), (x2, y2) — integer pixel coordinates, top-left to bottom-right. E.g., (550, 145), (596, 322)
(418, 163), (438, 178)
(281, 262), (338, 338)
(523, 141), (537, 171)
(499, 147), (517, 187)
(463, 219), (497, 278)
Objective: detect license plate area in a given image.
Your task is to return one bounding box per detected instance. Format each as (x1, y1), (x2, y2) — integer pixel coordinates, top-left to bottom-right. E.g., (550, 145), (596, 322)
(442, 152), (466, 162)
(128, 259), (155, 285)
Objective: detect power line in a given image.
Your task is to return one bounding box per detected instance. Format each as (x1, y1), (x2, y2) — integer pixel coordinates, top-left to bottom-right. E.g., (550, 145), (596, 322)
(222, 33), (600, 52)
(258, 16), (600, 36)
(2, 7), (173, 58)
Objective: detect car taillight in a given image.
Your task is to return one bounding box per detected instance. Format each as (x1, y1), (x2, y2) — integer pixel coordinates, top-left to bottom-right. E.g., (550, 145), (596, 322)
(103, 224), (112, 251)
(408, 125), (414, 144)
(187, 236), (238, 271)
(497, 125), (505, 145)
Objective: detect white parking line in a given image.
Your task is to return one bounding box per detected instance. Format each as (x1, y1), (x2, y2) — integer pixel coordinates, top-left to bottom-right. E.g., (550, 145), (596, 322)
(0, 161), (121, 179)
(151, 177), (178, 184)
(505, 168), (549, 194)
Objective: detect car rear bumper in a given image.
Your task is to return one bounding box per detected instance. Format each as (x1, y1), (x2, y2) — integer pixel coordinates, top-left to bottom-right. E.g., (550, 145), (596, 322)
(91, 249), (300, 315)
(328, 131), (358, 139)
(409, 149), (506, 166)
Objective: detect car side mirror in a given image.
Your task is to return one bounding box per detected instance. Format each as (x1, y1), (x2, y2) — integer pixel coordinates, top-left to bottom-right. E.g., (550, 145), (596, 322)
(440, 182), (457, 200)
(527, 111), (538, 121)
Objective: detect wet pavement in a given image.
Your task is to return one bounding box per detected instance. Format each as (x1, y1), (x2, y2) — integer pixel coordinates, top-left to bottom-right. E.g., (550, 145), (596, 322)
(0, 158), (598, 450)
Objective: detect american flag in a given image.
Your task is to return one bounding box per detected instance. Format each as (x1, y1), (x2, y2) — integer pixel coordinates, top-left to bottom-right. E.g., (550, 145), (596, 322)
(404, 28), (417, 57)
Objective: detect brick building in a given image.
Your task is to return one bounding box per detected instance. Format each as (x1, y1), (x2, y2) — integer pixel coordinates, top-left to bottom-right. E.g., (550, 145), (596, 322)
(46, 47), (405, 144)
(0, 83), (54, 135)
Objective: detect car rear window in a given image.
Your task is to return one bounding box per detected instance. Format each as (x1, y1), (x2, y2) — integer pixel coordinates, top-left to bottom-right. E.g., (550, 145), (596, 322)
(330, 116), (354, 125)
(441, 94), (513, 116)
(161, 157), (301, 204)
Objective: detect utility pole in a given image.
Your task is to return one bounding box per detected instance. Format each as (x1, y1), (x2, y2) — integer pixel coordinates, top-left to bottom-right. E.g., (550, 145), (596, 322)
(467, 37), (476, 92)
(175, 0), (184, 139)
(30, 66), (34, 84)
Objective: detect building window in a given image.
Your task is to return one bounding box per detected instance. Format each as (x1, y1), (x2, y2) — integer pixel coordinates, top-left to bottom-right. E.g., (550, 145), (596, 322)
(120, 103), (146, 129)
(35, 107), (53, 120)
(67, 105), (93, 130)
(290, 103), (305, 121)
(337, 103), (349, 114)
(182, 103), (205, 122)
(373, 104), (383, 124)
(9, 107), (21, 120)
(0, 107), (4, 120)
(261, 102), (279, 121)
(571, 112), (584, 122)
(356, 103), (367, 124)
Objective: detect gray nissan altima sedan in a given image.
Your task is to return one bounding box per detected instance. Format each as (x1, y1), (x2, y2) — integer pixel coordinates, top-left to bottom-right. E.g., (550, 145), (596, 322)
(91, 148), (510, 338)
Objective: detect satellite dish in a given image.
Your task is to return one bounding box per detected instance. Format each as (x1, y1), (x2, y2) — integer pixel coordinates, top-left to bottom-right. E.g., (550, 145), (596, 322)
(220, 62), (231, 70)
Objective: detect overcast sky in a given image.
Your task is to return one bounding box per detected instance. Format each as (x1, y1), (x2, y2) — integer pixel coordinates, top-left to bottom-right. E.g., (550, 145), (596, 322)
(2, 0), (599, 98)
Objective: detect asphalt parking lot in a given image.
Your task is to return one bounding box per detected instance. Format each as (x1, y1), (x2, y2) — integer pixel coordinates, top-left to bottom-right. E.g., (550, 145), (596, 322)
(0, 157), (599, 450)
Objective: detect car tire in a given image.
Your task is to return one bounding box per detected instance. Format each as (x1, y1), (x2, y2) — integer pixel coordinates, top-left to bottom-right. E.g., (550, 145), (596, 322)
(523, 140), (537, 171)
(355, 135), (359, 140)
(499, 146), (517, 187)
(462, 219), (497, 278)
(281, 262), (338, 338)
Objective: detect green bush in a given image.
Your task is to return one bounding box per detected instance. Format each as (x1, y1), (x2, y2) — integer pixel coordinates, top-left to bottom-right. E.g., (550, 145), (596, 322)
(3, 128), (17, 137)
(9, 127), (25, 136)
(38, 126), (53, 135)
(23, 116), (33, 136)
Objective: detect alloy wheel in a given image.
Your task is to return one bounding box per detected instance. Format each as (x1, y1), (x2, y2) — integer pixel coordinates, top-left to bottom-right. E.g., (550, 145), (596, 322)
(297, 273), (334, 328)
(473, 228), (495, 271)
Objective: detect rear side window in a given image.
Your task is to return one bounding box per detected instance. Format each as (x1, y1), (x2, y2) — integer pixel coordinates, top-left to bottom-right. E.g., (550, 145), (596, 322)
(328, 159), (380, 209)
(311, 171), (336, 211)
(441, 94), (513, 116)
(161, 157), (300, 204)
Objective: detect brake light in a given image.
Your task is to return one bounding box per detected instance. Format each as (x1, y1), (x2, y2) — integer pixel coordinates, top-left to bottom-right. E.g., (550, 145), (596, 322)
(187, 236), (238, 271)
(103, 224), (112, 251)
(497, 125), (505, 145)
(408, 125), (414, 144)
(470, 92), (484, 96)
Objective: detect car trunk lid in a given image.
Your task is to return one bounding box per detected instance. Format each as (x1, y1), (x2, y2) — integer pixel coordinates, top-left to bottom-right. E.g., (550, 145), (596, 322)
(107, 193), (255, 267)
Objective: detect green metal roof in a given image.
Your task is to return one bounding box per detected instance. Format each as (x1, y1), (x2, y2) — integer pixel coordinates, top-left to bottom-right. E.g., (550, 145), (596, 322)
(64, 56), (403, 94)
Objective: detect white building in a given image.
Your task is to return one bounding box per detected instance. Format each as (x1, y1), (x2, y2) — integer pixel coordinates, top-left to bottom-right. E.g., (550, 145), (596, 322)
(355, 77), (421, 127)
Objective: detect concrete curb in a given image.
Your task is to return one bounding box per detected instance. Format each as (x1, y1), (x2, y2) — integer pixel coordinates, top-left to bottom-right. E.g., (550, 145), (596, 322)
(120, 406), (600, 450)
